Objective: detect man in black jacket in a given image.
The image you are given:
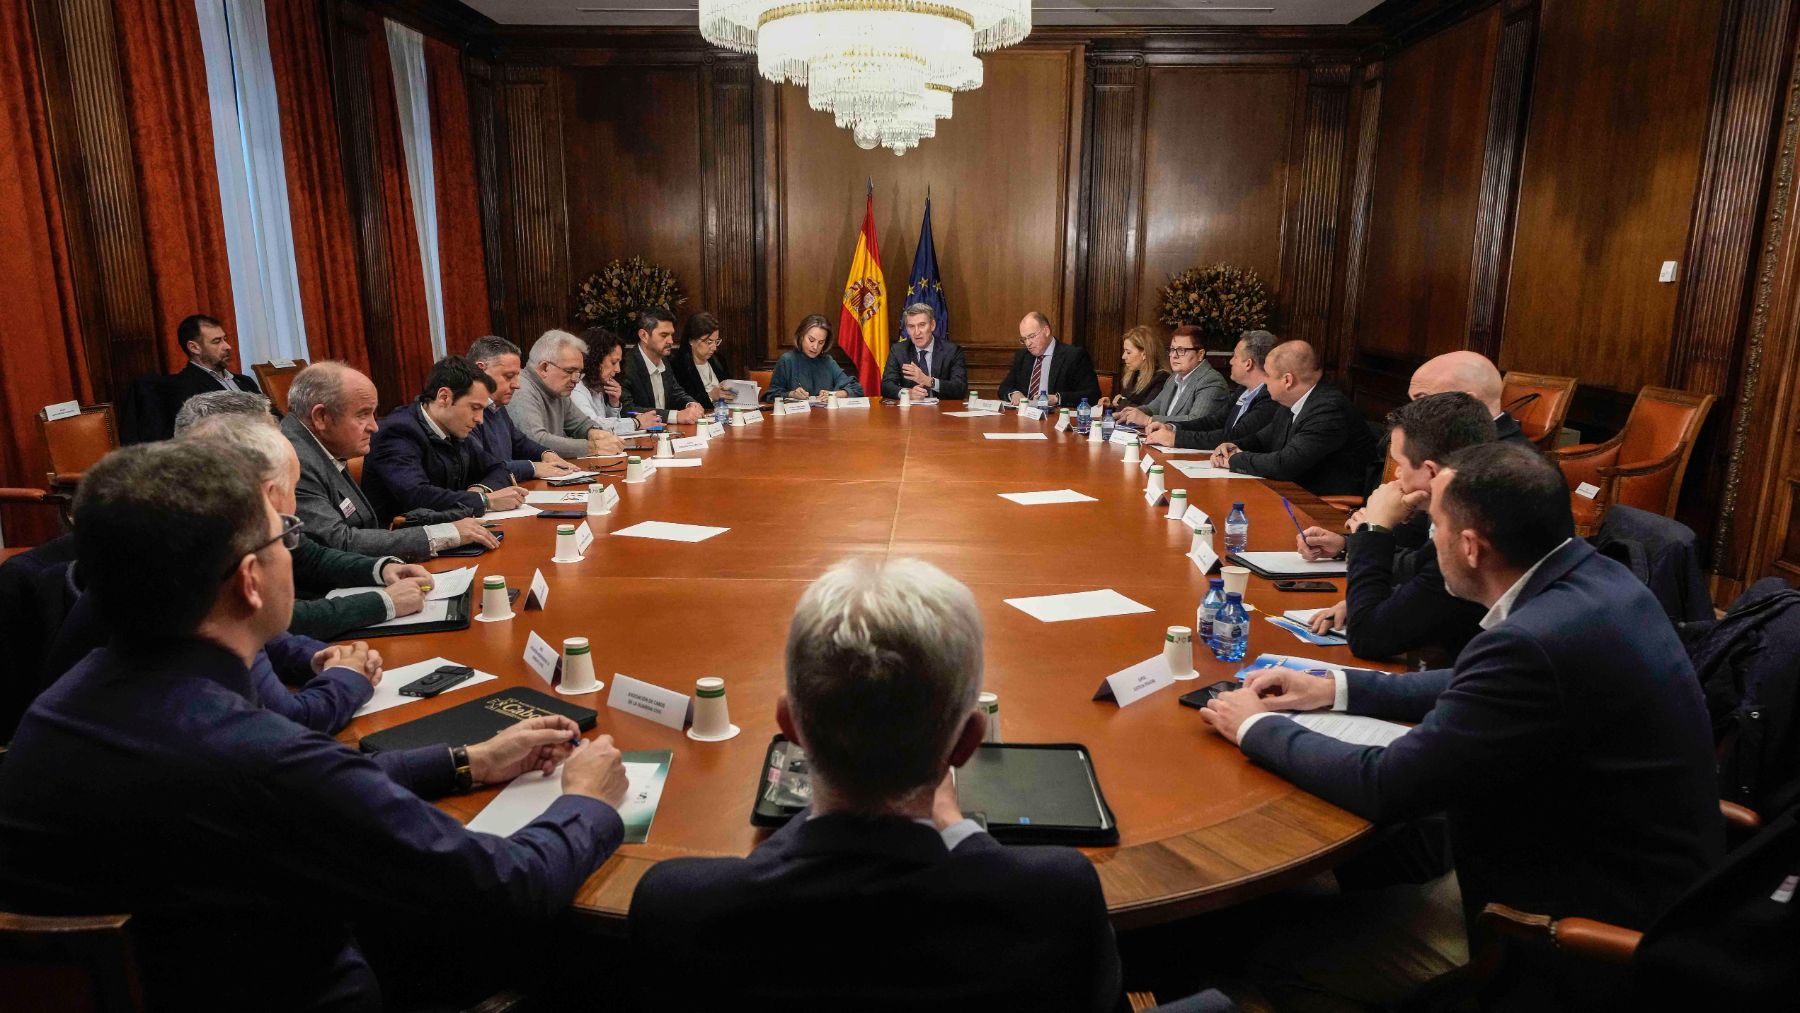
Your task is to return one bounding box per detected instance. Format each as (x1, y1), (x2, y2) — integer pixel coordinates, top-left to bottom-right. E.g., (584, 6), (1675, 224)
(362, 357), (525, 521)
(881, 303), (969, 400)
(167, 314), (262, 405)
(1409, 350), (1533, 449)
(619, 308), (705, 425)
(1146, 329), (1282, 450)
(1212, 340), (1376, 497)
(997, 311), (1102, 407)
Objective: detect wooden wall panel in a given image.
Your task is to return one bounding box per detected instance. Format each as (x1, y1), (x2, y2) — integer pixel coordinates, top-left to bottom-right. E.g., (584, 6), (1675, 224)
(1352, 7), (1501, 364)
(1281, 61), (1354, 356)
(769, 47), (1084, 380)
(1499, 0), (1723, 399)
(1084, 58), (1147, 372)
(494, 65), (569, 342)
(1137, 65), (1304, 353)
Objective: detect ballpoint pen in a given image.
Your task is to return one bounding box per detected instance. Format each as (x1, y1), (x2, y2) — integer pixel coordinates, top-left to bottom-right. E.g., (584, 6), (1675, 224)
(1280, 497), (1311, 548)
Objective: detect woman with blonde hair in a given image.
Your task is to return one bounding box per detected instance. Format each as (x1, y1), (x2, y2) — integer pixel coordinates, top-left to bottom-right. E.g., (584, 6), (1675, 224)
(1103, 325), (1169, 409)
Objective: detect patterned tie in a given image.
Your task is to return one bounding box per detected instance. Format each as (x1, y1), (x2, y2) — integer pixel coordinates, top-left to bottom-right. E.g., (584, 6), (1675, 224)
(1028, 355), (1044, 398)
(919, 348), (929, 379)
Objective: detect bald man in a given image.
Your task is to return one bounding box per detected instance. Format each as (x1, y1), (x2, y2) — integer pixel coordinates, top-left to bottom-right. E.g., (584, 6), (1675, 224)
(997, 312), (1103, 407)
(1211, 340), (1377, 497)
(1408, 351), (1533, 448)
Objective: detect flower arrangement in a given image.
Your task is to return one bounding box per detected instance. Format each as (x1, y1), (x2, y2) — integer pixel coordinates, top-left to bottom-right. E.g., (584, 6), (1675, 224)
(573, 257), (686, 336)
(1157, 263), (1269, 351)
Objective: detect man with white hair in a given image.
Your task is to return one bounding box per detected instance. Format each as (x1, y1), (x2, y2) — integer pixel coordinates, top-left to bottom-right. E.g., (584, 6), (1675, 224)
(508, 329), (625, 459)
(628, 557), (1128, 1011)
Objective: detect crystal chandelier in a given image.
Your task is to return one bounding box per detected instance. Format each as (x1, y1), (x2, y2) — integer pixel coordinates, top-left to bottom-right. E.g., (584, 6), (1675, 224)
(699, 0), (1029, 154)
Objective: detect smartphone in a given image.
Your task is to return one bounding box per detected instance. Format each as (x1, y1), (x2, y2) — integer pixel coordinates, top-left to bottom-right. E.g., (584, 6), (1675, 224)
(1274, 579), (1338, 592)
(398, 664), (475, 698)
(1178, 680), (1242, 709)
(536, 509), (586, 519)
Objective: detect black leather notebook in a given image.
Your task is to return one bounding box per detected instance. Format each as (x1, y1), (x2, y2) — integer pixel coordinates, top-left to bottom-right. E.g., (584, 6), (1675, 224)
(358, 687), (597, 754)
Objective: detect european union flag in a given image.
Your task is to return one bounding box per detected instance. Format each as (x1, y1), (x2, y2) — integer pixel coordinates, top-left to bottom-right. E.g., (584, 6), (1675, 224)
(900, 194), (948, 342)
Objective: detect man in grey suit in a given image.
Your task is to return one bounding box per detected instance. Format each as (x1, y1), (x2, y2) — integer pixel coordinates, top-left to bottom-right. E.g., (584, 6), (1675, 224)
(280, 362), (496, 562)
(1115, 327), (1228, 426)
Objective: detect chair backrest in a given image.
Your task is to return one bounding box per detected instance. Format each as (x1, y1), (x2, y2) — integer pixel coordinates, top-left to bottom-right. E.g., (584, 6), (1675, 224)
(345, 455), (365, 485)
(1501, 372), (1578, 449)
(251, 359), (308, 415)
(1097, 373), (1115, 400)
(36, 406), (118, 485)
(0, 911), (143, 1013)
(748, 369), (773, 393)
(1616, 387), (1716, 516)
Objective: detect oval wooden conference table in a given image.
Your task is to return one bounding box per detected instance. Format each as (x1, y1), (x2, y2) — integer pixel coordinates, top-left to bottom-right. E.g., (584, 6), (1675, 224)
(337, 400), (1398, 930)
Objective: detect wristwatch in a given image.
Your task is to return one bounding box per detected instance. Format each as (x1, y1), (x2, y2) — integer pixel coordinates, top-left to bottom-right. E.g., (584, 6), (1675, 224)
(450, 745), (473, 791)
(1355, 522), (1393, 537)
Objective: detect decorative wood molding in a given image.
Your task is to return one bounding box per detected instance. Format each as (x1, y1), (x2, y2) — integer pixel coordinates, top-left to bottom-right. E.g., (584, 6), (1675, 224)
(1463, 0), (1537, 359)
(1282, 60), (1354, 357)
(1077, 56), (1148, 355)
(493, 64), (570, 341)
(32, 0), (160, 397)
(464, 52), (509, 340)
(700, 57), (758, 377)
(1332, 61), (1383, 383)
(1670, 0), (1798, 394)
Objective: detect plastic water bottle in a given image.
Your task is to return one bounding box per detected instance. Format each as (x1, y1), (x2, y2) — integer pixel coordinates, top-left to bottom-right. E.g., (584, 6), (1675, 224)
(713, 398), (728, 427)
(1035, 388), (1050, 412)
(1075, 398), (1092, 435)
(1197, 578), (1226, 647)
(1213, 592), (1250, 662)
(1100, 406), (1116, 441)
(1225, 502), (1249, 554)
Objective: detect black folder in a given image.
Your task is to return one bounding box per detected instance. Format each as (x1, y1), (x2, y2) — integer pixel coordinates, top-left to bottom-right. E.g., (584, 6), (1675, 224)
(357, 687), (597, 754)
(336, 585), (476, 640)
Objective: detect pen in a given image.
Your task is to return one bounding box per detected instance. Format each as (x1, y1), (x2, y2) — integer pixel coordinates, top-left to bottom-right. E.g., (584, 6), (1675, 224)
(1280, 497), (1311, 548)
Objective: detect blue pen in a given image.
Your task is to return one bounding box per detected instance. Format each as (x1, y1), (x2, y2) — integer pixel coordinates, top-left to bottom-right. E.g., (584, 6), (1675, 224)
(1280, 497), (1311, 548)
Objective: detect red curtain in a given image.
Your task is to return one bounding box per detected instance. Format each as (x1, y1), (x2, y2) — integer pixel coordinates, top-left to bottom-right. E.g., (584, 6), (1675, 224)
(112, 0), (236, 370)
(0, 2), (93, 544)
(425, 36), (492, 350)
(266, 0), (370, 373)
(365, 12), (437, 398)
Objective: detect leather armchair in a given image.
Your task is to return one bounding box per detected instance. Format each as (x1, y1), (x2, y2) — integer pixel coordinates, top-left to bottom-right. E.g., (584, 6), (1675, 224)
(1552, 387), (1714, 537)
(1501, 371), (1578, 450)
(36, 403), (118, 495)
(251, 358), (307, 415)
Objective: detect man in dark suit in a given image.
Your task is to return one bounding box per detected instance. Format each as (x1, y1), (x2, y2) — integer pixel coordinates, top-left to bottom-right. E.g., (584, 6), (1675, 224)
(1202, 443), (1722, 1008)
(362, 356), (524, 521)
(1409, 350), (1533, 449)
(1212, 339), (1376, 496)
(881, 303), (969, 400)
(167, 313), (262, 405)
(466, 335), (580, 482)
(619, 308), (706, 425)
(629, 558), (1126, 1012)
(997, 311), (1103, 407)
(1146, 329), (1282, 450)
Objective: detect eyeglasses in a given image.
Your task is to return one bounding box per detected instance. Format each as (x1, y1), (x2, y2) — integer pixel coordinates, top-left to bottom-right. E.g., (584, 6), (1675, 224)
(1168, 346), (1199, 357)
(548, 363), (585, 379)
(221, 514), (304, 580)
(694, 334), (722, 347)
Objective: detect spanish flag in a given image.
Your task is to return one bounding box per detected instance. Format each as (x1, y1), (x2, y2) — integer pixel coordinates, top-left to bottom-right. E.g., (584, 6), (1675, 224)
(837, 189), (888, 394)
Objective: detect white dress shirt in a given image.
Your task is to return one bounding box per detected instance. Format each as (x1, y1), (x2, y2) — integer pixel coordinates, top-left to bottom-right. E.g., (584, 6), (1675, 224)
(639, 346), (668, 411)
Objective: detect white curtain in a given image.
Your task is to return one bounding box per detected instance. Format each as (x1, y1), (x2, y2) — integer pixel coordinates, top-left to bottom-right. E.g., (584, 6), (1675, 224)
(195, 0), (309, 365)
(384, 20), (447, 359)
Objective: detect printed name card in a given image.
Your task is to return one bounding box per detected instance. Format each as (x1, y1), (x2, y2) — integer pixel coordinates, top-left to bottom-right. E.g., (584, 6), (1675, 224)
(1183, 504), (1211, 530)
(269, 358), (296, 369)
(1189, 541), (1220, 574)
(523, 630), (560, 686)
(42, 400), (80, 422)
(1054, 413), (1070, 432)
(1017, 404), (1045, 421)
(589, 484), (620, 514)
(523, 568), (550, 609)
(707, 421), (726, 437)
(1109, 429), (1137, 446)
(968, 397), (1005, 413)
(607, 673), (693, 731)
(1093, 656), (1177, 708)
(671, 435), (707, 453)
(1139, 454), (1154, 474)
(834, 396), (872, 409)
(1574, 482), (1600, 500)
(1144, 487), (1169, 506)
(573, 521), (595, 555)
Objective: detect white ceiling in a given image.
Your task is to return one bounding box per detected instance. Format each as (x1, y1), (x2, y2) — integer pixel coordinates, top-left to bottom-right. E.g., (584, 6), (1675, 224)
(463, 0), (1385, 29)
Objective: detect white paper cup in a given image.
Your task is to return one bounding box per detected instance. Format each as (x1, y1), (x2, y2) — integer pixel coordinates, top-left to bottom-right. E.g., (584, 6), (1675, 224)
(558, 637), (599, 694)
(1123, 439), (1141, 463)
(479, 575), (512, 621)
(899, 389), (911, 407)
(1146, 466), (1165, 499)
(1088, 419), (1104, 443)
(1222, 564), (1251, 598)
(587, 483), (608, 515)
(979, 691), (1001, 743)
(1167, 489), (1188, 520)
(691, 677), (730, 737)
(625, 456), (646, 482)
(1163, 626), (1197, 680)
(654, 433), (674, 458)
(695, 422), (711, 443)
(554, 524), (579, 560)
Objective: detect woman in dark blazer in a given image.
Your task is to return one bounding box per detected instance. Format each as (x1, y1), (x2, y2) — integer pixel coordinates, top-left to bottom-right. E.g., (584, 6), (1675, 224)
(669, 312), (735, 412)
(1103, 325), (1170, 410)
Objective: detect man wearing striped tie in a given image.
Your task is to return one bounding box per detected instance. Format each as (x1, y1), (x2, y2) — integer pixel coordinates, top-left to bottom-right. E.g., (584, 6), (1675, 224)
(997, 311), (1102, 408)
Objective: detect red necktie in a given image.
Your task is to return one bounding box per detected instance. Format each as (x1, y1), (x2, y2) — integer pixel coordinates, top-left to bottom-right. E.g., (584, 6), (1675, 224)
(1028, 355), (1044, 398)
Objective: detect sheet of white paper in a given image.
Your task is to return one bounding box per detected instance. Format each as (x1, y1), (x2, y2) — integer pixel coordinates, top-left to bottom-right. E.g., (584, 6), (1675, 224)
(998, 489), (1098, 506)
(1151, 447), (1206, 455)
(651, 457), (703, 468)
(466, 761), (665, 838)
(422, 565), (477, 600)
(612, 521), (729, 543)
(524, 490), (589, 505)
(546, 470), (599, 482)
(983, 432), (1050, 441)
(359, 599), (452, 629)
(577, 452), (628, 461)
(1169, 461), (1240, 479)
(1289, 713), (1411, 748)
(477, 505), (546, 520)
(942, 410), (1002, 418)
(324, 584), (383, 600)
(352, 655), (498, 718)
(1282, 607), (1346, 635)
(1231, 552), (1349, 577)
(1004, 588), (1153, 624)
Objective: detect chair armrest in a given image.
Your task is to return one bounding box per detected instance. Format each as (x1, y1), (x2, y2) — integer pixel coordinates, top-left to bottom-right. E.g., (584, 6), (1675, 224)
(1720, 799), (1762, 832)
(0, 488), (49, 504)
(1320, 495), (1364, 512)
(1605, 444), (1687, 480)
(1551, 435), (1622, 461)
(1552, 918), (1642, 965)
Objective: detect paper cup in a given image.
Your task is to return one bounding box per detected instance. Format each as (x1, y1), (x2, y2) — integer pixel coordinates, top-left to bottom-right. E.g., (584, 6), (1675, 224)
(553, 524), (581, 562)
(478, 575), (512, 622)
(1088, 419), (1104, 444)
(1222, 565), (1251, 598)
(1123, 439), (1141, 463)
(654, 433), (674, 459)
(899, 389), (911, 407)
(980, 691), (1001, 743)
(1167, 489), (1188, 520)
(557, 637), (600, 694)
(686, 676), (740, 741)
(1163, 626), (1198, 681)
(587, 483), (609, 515)
(624, 456), (646, 482)
(1146, 466), (1165, 499)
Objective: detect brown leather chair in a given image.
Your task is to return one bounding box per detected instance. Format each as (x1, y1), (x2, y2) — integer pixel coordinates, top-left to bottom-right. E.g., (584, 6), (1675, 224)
(1321, 453), (1399, 514)
(345, 455), (365, 485)
(250, 358), (308, 415)
(1097, 373), (1115, 401)
(0, 911), (144, 1012)
(0, 486), (69, 545)
(1552, 387), (1715, 536)
(1501, 372), (1579, 450)
(748, 368), (774, 393)
(36, 405), (118, 493)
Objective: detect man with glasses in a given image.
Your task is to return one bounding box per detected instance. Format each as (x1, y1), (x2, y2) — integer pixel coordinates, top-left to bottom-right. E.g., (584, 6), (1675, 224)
(0, 441), (636, 1011)
(1145, 329), (1282, 451)
(508, 328), (626, 459)
(621, 308), (707, 425)
(1114, 324), (1227, 427)
(998, 311), (1102, 407)
(466, 335), (581, 481)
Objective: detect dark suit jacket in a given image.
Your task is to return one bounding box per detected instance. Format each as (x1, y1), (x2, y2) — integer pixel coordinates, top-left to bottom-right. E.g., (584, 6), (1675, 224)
(280, 413), (436, 562)
(880, 337), (969, 400)
(668, 348), (734, 412)
(1342, 526), (1487, 662)
(1171, 385), (1280, 450)
(363, 405), (512, 521)
(169, 361), (262, 411)
(996, 341), (1103, 406)
(619, 346), (697, 416)
(1495, 410), (1534, 448)
(467, 402), (549, 484)
(1229, 382), (1377, 496)
(628, 811), (1122, 1012)
(1242, 539), (1722, 947)
(289, 538), (390, 641)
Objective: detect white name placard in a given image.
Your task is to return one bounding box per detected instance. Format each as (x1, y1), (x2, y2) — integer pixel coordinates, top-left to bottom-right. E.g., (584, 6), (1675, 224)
(1093, 655), (1177, 708)
(1183, 504), (1211, 529)
(1109, 429), (1137, 446)
(707, 421), (726, 437)
(1575, 482), (1600, 500)
(671, 435), (706, 453)
(523, 630), (559, 686)
(573, 521), (595, 555)
(588, 484), (620, 514)
(1054, 413), (1070, 432)
(834, 396), (872, 409)
(1139, 454), (1154, 474)
(1189, 541), (1220, 573)
(1144, 487), (1169, 506)
(42, 400), (80, 422)
(523, 568), (550, 610)
(968, 397), (1006, 413)
(1018, 404), (1045, 421)
(607, 673), (693, 731)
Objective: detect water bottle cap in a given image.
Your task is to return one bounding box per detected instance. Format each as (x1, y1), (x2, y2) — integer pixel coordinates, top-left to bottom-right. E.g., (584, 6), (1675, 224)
(1225, 591), (1242, 602)
(1232, 501), (1245, 509)
(1209, 578), (1224, 588)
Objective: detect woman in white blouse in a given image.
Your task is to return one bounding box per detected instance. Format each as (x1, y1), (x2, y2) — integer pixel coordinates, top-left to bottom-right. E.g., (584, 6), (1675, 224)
(571, 327), (639, 434)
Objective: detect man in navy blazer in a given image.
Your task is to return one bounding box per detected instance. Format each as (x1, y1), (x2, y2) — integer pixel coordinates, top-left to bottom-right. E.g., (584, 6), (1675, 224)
(1201, 443), (1722, 1007)
(628, 558), (1125, 1012)
(466, 335), (580, 482)
(1211, 340), (1376, 496)
(362, 356), (526, 521)
(881, 303), (969, 400)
